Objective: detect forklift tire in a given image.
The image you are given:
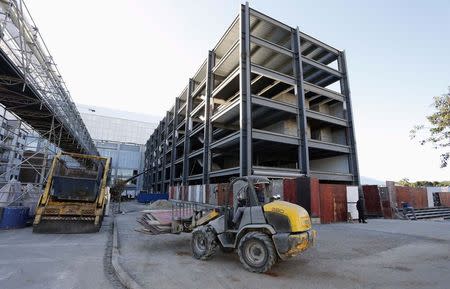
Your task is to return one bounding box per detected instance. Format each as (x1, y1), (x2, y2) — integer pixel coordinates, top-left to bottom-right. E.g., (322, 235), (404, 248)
(191, 226), (218, 260)
(238, 231), (277, 273)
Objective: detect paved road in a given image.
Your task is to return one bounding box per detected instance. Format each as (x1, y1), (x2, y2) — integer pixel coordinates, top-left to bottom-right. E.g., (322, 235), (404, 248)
(116, 201), (450, 289)
(0, 216), (122, 289)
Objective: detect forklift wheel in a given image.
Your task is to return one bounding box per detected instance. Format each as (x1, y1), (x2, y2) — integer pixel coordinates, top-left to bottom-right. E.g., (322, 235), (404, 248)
(191, 226), (218, 260)
(238, 231), (277, 273)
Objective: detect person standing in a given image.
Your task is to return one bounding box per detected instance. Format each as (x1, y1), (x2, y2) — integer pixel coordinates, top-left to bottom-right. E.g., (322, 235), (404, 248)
(356, 197), (367, 223)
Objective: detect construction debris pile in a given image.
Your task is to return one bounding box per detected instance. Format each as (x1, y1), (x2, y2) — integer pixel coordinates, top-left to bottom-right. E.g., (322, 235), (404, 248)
(148, 199), (172, 210)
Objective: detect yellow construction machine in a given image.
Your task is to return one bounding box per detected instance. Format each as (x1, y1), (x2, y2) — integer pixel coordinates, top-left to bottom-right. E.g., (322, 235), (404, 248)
(33, 152), (111, 233)
(137, 176), (316, 273)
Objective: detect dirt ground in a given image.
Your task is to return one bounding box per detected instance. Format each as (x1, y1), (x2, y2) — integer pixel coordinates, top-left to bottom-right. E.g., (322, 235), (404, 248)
(116, 201), (450, 289)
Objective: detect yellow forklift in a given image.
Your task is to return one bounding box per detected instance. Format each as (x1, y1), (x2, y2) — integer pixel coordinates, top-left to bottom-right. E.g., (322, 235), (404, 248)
(137, 176), (316, 273)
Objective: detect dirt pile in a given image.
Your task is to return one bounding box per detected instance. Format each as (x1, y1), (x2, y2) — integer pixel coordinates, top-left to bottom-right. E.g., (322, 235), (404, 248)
(148, 199), (172, 210)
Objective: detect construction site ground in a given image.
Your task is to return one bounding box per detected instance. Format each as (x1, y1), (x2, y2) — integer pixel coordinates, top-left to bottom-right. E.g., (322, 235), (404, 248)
(116, 201), (450, 289)
(0, 215), (123, 289)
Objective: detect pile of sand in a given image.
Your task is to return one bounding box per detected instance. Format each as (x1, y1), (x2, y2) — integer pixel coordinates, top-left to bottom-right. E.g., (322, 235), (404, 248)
(148, 199), (172, 210)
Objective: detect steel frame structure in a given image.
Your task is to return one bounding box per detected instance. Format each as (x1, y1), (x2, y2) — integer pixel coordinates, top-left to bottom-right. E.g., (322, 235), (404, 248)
(0, 0), (97, 157)
(143, 3), (360, 193)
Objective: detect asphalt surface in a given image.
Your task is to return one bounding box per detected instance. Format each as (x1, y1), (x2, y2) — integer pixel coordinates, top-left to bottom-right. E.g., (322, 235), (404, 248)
(116, 201), (450, 289)
(0, 215), (123, 289)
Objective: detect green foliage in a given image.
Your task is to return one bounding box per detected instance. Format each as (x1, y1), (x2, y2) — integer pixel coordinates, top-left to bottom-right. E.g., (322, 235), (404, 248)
(410, 88), (450, 167)
(110, 179), (127, 202)
(396, 178), (450, 187)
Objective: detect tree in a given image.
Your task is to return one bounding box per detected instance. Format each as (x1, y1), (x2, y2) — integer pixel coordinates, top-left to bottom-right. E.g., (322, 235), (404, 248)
(396, 179), (450, 187)
(397, 178), (412, 187)
(410, 87), (450, 168)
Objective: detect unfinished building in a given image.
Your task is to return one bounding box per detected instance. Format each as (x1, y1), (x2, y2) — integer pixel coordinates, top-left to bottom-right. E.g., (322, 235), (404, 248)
(143, 4), (359, 193)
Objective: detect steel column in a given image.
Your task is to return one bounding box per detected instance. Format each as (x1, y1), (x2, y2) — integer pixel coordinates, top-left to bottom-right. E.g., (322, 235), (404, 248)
(182, 79), (194, 185)
(293, 27), (310, 175)
(170, 100), (179, 186)
(202, 51), (214, 185)
(338, 51), (360, 186)
(239, 3), (252, 177)
(161, 116), (169, 192)
(156, 124), (162, 192)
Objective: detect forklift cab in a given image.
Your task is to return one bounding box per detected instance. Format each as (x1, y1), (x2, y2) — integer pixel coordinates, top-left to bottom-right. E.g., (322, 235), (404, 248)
(227, 177), (271, 230)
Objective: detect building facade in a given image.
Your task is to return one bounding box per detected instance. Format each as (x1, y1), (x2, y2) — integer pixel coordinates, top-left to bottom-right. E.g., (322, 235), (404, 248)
(143, 4), (359, 193)
(94, 140), (145, 197)
(78, 105), (157, 195)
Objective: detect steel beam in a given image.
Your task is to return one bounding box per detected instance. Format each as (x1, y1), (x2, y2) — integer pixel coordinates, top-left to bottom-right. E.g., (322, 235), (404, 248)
(303, 82), (344, 102)
(252, 95), (297, 114)
(298, 32), (340, 55)
(251, 64), (295, 85)
(302, 56), (342, 78)
(209, 167), (240, 178)
(308, 139), (351, 153)
(310, 170), (353, 182)
(305, 109), (348, 127)
(250, 35), (292, 57)
(252, 129), (299, 145)
(249, 8), (291, 32)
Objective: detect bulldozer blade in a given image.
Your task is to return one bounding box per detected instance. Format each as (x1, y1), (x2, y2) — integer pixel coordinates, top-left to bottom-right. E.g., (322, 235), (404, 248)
(33, 220), (101, 234)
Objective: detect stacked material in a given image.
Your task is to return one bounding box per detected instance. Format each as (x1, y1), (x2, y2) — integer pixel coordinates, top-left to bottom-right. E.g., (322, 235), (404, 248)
(136, 211), (172, 235)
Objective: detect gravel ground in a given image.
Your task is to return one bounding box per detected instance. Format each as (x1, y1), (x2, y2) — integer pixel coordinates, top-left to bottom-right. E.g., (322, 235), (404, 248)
(116, 200), (450, 289)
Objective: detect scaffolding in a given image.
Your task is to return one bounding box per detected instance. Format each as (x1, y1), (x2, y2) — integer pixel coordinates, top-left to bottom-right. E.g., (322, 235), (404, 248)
(0, 0), (97, 156)
(0, 0), (98, 193)
(143, 3), (360, 193)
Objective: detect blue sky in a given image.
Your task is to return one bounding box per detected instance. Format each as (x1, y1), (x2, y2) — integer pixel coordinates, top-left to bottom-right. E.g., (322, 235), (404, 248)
(26, 0), (449, 181)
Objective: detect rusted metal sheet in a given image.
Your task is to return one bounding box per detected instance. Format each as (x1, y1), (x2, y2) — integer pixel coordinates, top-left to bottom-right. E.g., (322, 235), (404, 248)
(283, 178), (297, 204)
(310, 178), (320, 218)
(439, 192), (450, 207)
(333, 185), (347, 222)
(216, 183), (231, 206)
(395, 186), (428, 209)
(319, 184), (347, 223)
(381, 201), (392, 218)
(362, 185), (383, 216)
(319, 184), (334, 224)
